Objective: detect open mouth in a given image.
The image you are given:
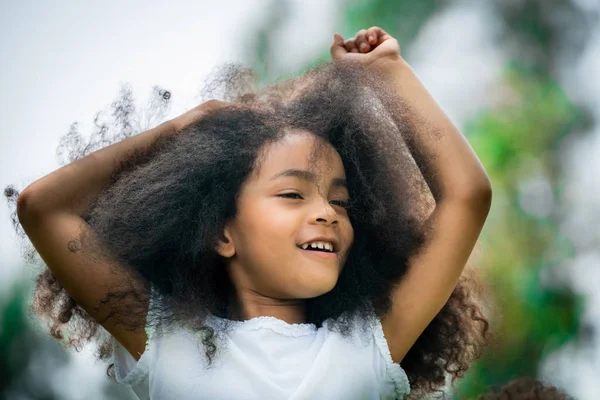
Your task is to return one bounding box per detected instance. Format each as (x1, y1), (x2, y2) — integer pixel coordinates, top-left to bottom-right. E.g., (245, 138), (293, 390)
(296, 242), (336, 254)
(296, 245), (335, 253)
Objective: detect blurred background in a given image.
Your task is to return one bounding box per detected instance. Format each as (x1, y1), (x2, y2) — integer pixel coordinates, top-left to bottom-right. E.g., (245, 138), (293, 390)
(1, 0), (599, 398)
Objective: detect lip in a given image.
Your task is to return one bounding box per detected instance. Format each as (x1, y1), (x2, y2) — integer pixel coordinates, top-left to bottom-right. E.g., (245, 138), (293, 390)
(297, 247), (338, 259)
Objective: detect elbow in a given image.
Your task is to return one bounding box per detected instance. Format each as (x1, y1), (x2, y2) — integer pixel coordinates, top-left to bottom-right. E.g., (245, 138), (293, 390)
(462, 179), (492, 214)
(16, 189), (42, 226)
(471, 186), (492, 216)
(467, 178), (492, 202)
(443, 177), (492, 212)
(16, 190), (32, 223)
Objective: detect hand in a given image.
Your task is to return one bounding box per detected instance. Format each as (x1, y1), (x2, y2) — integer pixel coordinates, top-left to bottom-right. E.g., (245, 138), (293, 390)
(330, 27), (402, 73)
(172, 100), (233, 132)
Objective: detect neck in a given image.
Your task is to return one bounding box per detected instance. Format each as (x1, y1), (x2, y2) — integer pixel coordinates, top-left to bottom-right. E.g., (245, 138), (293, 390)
(228, 287), (306, 324)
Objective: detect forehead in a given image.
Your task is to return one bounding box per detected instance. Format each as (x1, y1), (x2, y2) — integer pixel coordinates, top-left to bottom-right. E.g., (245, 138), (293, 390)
(256, 131), (345, 180)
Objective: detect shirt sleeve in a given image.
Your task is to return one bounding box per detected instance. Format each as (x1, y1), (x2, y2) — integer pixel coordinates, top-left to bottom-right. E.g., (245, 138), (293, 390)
(112, 284), (159, 388)
(367, 308), (411, 399)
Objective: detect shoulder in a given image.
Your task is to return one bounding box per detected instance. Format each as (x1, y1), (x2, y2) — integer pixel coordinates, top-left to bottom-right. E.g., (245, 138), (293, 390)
(323, 309), (411, 397)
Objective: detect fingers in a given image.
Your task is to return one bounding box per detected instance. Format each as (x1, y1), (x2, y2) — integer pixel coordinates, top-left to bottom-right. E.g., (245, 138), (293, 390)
(354, 29), (369, 53)
(350, 26), (392, 53)
(330, 33), (348, 59)
(333, 26), (394, 58)
(344, 38), (360, 53)
(366, 27), (383, 44)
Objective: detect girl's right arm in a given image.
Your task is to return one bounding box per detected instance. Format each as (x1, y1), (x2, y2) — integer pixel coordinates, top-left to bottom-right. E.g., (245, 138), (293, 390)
(16, 100), (229, 361)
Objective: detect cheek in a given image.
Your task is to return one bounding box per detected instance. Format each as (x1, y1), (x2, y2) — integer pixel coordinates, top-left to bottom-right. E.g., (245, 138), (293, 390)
(341, 217), (354, 247)
(236, 202), (300, 255)
(259, 202), (299, 234)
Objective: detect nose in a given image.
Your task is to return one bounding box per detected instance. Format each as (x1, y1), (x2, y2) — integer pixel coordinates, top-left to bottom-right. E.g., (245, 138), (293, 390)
(312, 199), (338, 225)
(315, 216), (337, 225)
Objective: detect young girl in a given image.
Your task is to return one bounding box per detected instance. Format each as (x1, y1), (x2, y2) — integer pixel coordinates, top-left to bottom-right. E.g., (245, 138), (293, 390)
(11, 27), (491, 399)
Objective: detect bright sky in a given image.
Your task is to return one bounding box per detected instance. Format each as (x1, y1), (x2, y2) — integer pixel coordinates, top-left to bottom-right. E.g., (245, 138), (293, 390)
(1, 1), (599, 398)
(0, 0), (247, 277)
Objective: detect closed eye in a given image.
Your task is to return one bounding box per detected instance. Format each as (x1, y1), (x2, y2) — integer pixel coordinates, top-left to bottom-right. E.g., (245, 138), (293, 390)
(278, 193), (303, 200)
(330, 200), (350, 208)
(278, 193), (350, 209)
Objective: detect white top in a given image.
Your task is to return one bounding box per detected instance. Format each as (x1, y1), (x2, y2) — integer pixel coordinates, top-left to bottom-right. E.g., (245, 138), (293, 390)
(112, 288), (410, 400)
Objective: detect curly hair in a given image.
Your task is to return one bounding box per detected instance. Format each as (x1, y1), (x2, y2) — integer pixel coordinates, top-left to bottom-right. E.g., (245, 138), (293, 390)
(477, 377), (572, 400)
(5, 60), (489, 396)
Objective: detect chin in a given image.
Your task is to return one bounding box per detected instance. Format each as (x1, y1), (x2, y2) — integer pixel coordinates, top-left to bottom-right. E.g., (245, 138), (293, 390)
(297, 277), (339, 299)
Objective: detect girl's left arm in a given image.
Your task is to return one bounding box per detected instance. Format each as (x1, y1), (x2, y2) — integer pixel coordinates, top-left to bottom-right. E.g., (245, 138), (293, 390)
(332, 28), (492, 363)
(377, 58), (492, 363)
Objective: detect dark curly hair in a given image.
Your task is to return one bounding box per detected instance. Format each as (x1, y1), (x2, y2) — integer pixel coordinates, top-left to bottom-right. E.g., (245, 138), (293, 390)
(5, 60), (489, 397)
(477, 377), (572, 400)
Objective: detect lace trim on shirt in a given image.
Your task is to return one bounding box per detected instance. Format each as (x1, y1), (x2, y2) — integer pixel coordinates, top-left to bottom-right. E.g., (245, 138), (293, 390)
(206, 314), (318, 337)
(371, 314), (411, 397)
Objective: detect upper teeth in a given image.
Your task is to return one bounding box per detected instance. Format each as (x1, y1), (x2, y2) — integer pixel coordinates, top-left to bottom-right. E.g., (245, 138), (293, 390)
(301, 241), (334, 251)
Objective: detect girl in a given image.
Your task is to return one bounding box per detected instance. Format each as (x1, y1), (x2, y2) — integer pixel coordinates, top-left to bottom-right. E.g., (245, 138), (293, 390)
(10, 27), (491, 399)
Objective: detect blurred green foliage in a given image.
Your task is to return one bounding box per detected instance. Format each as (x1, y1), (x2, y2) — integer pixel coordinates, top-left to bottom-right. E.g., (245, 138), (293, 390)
(0, 279), (67, 400)
(455, 50), (585, 400)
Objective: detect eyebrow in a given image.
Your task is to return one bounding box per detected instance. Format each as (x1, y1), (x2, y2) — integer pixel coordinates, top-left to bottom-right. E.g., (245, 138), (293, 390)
(269, 169), (347, 188)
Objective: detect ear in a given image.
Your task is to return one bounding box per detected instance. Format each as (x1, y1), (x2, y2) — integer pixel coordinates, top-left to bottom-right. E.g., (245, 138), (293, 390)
(216, 224), (236, 258)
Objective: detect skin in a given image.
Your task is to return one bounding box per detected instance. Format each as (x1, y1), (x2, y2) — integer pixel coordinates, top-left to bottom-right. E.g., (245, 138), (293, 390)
(331, 27), (492, 364)
(216, 130), (354, 324)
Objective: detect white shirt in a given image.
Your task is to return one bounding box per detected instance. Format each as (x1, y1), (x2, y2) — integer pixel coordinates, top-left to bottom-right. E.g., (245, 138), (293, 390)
(112, 288), (410, 400)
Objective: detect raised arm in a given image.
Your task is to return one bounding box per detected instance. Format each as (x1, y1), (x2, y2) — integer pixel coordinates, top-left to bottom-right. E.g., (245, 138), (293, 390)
(18, 100), (227, 216)
(376, 58), (491, 362)
(331, 28), (492, 363)
(17, 100), (229, 361)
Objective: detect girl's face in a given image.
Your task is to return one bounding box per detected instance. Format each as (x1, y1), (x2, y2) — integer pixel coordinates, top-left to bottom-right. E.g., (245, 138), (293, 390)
(218, 131), (354, 302)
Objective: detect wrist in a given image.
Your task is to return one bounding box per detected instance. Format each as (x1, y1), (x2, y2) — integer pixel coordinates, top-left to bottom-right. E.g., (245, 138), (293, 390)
(370, 56), (411, 81)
